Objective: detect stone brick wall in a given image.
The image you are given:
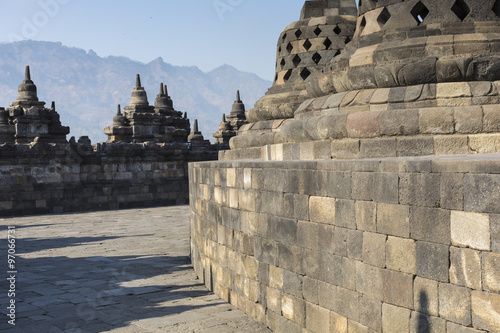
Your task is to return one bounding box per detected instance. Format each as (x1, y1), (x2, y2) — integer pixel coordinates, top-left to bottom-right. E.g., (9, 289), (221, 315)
(190, 156), (500, 332)
(0, 141), (216, 217)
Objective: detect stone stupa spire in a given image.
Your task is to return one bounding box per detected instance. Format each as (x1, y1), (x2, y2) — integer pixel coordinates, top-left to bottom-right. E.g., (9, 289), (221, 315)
(229, 90), (246, 119)
(16, 65), (40, 103)
(129, 74), (149, 107)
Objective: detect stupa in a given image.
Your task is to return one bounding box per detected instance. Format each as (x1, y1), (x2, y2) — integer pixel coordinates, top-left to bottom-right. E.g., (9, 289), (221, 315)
(212, 90), (248, 148)
(104, 75), (190, 143)
(0, 66), (70, 144)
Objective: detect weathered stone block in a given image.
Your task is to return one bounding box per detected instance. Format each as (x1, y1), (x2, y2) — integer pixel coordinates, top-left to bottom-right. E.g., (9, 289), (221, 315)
(282, 295), (305, 327)
(318, 281), (338, 312)
(355, 201), (376, 232)
(386, 236), (416, 275)
(333, 227), (348, 257)
(383, 270), (414, 309)
(346, 111), (381, 138)
(414, 277), (439, 317)
(335, 199), (356, 229)
(330, 312), (348, 333)
(309, 196), (336, 224)
(410, 207), (451, 245)
(446, 322), (484, 333)
(306, 302), (330, 333)
(331, 139), (360, 160)
(439, 283), (471, 326)
(465, 174), (500, 214)
(347, 229), (363, 261)
(483, 105), (500, 133)
(440, 173), (464, 211)
(484, 252), (500, 293)
(449, 246), (482, 291)
(362, 232), (386, 268)
(400, 173), (441, 208)
(303, 276), (319, 305)
(327, 171), (352, 199)
(434, 135), (470, 155)
(451, 211), (491, 251)
(409, 312), (446, 333)
(266, 287), (282, 313)
(471, 291), (500, 332)
(382, 303), (411, 333)
(454, 106), (483, 134)
(397, 137), (435, 157)
(358, 295), (382, 331)
(377, 203), (410, 238)
(419, 108), (455, 134)
(352, 172), (374, 201)
(379, 109), (419, 136)
(304, 249), (323, 281)
(373, 172), (399, 204)
(360, 138), (396, 158)
(416, 241), (449, 282)
(336, 286), (359, 321)
(356, 261), (383, 301)
(492, 214), (500, 253)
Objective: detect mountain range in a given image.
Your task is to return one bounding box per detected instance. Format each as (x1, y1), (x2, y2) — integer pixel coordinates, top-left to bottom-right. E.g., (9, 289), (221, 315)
(0, 41), (272, 143)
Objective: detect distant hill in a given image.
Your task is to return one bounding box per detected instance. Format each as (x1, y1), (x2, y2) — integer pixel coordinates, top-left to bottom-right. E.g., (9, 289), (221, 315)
(0, 41), (272, 143)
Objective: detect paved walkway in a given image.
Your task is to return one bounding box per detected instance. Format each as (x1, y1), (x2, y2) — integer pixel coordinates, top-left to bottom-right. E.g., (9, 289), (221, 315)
(0, 206), (271, 333)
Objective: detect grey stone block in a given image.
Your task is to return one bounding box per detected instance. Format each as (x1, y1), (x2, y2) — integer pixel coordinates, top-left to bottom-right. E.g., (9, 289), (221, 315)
(322, 252), (343, 285)
(373, 172), (399, 204)
(358, 295), (382, 331)
(492, 214), (500, 253)
(416, 241), (449, 282)
(446, 322), (484, 333)
(386, 236), (416, 275)
(302, 277), (318, 305)
(304, 249), (323, 281)
(439, 283), (471, 326)
(400, 173), (441, 208)
(327, 171), (352, 199)
(333, 226), (348, 257)
(356, 261), (383, 301)
(355, 201), (377, 232)
(306, 302), (330, 333)
(440, 173), (464, 211)
(465, 174), (500, 214)
(483, 252), (500, 293)
(362, 232), (386, 268)
(383, 270), (414, 309)
(347, 229), (363, 260)
(360, 138), (397, 158)
(414, 277), (439, 317)
(297, 221), (321, 250)
(318, 281), (338, 312)
(450, 247), (482, 290)
(382, 303), (411, 333)
(377, 203), (410, 238)
(352, 172), (375, 201)
(471, 291), (500, 332)
(397, 137), (435, 157)
(335, 199), (356, 229)
(342, 257), (357, 291)
(410, 312), (446, 333)
(336, 286), (359, 321)
(410, 207), (451, 245)
(278, 243), (306, 275)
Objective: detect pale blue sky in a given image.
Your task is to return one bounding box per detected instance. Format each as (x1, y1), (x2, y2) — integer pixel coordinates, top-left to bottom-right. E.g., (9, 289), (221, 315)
(0, 0), (326, 80)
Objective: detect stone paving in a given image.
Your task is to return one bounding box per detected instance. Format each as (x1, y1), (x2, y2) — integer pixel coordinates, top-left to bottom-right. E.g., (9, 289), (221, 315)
(0, 206), (271, 333)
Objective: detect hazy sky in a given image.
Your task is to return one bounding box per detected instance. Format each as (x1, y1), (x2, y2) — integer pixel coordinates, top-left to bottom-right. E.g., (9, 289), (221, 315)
(0, 0), (329, 81)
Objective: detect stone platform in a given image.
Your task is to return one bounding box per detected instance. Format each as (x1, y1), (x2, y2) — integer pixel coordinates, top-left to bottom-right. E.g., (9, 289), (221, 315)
(0, 206), (270, 333)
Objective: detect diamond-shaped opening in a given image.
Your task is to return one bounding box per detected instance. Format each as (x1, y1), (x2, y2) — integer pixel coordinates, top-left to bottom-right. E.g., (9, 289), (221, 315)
(333, 25), (342, 35)
(323, 37), (332, 49)
(314, 27), (322, 36)
(334, 50), (341, 57)
(280, 58), (286, 69)
(345, 36), (352, 44)
(292, 54), (302, 67)
(451, 0), (470, 21)
(278, 46), (282, 54)
(282, 33), (287, 42)
(493, 0), (500, 18)
(286, 42), (293, 53)
(312, 52), (322, 65)
(359, 0), (362, 6)
(283, 69), (292, 82)
(359, 16), (367, 34)
(303, 39), (312, 51)
(295, 29), (302, 38)
(300, 68), (311, 80)
(274, 74), (278, 83)
(377, 7), (391, 27)
(410, 1), (429, 25)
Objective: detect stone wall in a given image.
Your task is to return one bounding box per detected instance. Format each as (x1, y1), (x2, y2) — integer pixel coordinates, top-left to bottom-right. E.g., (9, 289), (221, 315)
(0, 141), (216, 217)
(189, 156), (500, 332)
